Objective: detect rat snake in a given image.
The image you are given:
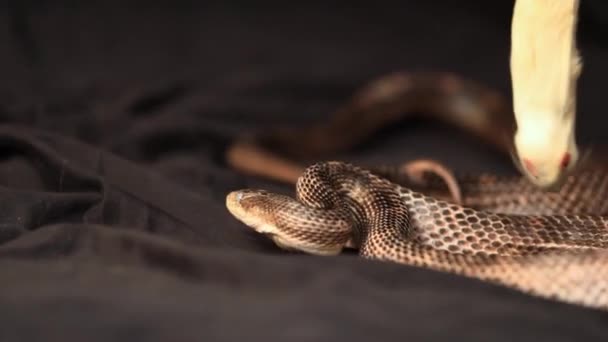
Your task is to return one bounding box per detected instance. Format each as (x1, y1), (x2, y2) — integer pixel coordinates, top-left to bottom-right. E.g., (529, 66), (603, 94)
(225, 71), (519, 184)
(224, 71), (608, 311)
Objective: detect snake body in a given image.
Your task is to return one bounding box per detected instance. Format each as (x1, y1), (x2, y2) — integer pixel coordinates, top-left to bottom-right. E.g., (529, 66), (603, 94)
(226, 71), (518, 184)
(227, 161), (608, 311)
(225, 71), (608, 310)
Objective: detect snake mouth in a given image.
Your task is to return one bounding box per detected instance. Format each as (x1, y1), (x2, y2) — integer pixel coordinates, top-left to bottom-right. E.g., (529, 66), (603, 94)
(226, 190), (281, 235)
(226, 191), (259, 227)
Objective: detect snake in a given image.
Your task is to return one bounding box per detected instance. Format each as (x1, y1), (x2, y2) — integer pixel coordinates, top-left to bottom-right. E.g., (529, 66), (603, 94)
(225, 71), (519, 184)
(226, 161), (608, 311)
(224, 71), (608, 311)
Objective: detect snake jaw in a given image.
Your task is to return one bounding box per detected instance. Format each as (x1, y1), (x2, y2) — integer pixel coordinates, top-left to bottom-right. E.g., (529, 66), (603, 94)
(227, 191), (299, 253)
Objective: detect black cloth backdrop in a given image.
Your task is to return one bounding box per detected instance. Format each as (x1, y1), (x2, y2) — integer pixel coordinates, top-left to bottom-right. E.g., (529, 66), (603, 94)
(0, 1), (607, 341)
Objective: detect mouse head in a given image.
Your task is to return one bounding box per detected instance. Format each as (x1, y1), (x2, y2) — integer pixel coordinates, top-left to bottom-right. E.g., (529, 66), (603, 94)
(514, 113), (578, 188)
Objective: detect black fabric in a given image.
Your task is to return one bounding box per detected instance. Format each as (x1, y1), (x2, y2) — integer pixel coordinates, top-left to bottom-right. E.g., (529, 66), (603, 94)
(1, 1), (608, 341)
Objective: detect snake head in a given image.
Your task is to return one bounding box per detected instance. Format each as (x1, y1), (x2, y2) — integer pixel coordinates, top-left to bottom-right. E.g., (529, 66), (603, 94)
(226, 188), (351, 256)
(226, 189), (282, 234)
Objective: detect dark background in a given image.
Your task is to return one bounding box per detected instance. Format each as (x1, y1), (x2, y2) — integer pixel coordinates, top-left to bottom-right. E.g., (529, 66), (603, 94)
(0, 1), (607, 341)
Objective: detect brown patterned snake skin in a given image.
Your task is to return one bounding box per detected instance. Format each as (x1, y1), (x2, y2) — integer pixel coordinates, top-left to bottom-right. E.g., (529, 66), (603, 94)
(224, 71), (608, 311)
(226, 161), (608, 311)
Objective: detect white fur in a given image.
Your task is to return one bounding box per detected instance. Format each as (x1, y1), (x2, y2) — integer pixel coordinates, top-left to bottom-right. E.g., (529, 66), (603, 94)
(510, 0), (582, 187)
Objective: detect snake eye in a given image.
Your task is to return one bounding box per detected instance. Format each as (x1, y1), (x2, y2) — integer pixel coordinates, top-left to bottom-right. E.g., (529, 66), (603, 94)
(523, 158), (537, 177)
(560, 153), (571, 169)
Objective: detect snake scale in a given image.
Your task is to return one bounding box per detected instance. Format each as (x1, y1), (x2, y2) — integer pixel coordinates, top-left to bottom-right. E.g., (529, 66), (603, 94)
(224, 71), (608, 311)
